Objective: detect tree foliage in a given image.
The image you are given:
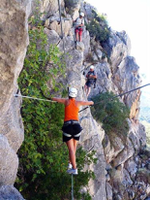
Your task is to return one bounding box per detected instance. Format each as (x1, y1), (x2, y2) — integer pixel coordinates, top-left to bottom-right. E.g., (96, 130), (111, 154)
(86, 10), (110, 43)
(15, 15), (96, 200)
(91, 92), (130, 139)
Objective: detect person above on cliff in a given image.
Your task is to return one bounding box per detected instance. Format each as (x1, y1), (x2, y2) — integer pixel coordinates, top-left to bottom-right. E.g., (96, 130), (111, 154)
(52, 88), (94, 175)
(84, 65), (97, 97)
(74, 12), (85, 42)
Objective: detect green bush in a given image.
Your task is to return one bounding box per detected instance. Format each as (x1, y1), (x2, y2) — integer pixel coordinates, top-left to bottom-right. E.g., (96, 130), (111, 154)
(91, 92), (130, 139)
(86, 10), (110, 43)
(15, 14), (96, 200)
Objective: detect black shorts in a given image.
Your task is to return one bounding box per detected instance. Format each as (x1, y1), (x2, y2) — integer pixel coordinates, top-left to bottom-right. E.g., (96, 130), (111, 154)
(62, 121), (83, 142)
(86, 80), (93, 87)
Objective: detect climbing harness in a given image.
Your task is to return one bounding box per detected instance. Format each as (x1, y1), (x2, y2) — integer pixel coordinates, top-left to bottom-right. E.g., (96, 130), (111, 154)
(63, 120), (79, 126)
(79, 83), (150, 113)
(14, 94), (56, 103)
(63, 132), (81, 137)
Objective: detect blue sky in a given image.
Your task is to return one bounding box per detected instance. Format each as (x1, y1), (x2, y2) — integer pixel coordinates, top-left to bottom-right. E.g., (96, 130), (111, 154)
(86, 0), (150, 84)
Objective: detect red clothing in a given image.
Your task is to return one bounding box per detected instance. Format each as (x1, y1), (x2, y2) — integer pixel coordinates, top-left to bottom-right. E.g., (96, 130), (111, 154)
(75, 27), (83, 36)
(64, 99), (79, 121)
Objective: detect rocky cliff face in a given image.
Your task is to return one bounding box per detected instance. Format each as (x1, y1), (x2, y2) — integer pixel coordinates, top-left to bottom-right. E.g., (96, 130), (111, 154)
(0, 0), (31, 199)
(0, 0), (149, 199)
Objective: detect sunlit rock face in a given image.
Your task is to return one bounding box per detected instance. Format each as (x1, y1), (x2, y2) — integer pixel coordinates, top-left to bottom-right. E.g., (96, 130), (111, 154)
(0, 185), (24, 200)
(0, 0), (149, 199)
(0, 0), (31, 198)
(43, 1), (148, 198)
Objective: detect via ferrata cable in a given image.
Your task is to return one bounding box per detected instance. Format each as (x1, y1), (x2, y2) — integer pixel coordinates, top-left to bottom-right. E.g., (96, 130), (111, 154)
(79, 83), (150, 113)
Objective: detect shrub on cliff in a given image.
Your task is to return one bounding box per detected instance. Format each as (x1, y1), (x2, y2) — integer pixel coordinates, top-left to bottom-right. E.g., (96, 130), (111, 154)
(91, 92), (130, 139)
(15, 14), (96, 200)
(86, 10), (110, 43)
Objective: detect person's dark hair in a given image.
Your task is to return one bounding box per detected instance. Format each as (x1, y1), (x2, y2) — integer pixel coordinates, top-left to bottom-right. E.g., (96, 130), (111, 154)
(69, 96), (73, 99)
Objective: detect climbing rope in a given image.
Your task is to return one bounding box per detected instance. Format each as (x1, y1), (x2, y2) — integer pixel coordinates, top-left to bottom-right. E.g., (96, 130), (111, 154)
(14, 94), (56, 103)
(71, 174), (74, 200)
(14, 83), (150, 105)
(79, 83), (150, 113)
(58, 0), (65, 54)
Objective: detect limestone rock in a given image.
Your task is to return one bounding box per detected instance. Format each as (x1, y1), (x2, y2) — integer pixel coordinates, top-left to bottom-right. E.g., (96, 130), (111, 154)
(44, 28), (61, 46)
(59, 36), (76, 52)
(31, 0), (65, 20)
(84, 135), (106, 200)
(137, 168), (150, 183)
(0, 135), (18, 186)
(0, 185), (24, 200)
(49, 18), (72, 37)
(76, 41), (85, 51)
(112, 138), (134, 167)
(140, 146), (150, 157)
(0, 0), (31, 116)
(106, 182), (113, 200)
(45, 15), (60, 26)
(112, 56), (142, 121)
(82, 2), (96, 20)
(0, 96), (24, 152)
(0, 0), (31, 197)
(122, 168), (133, 187)
(124, 158), (138, 177)
(0, 0), (148, 199)
(128, 121), (146, 151)
(82, 29), (91, 57)
(104, 135), (125, 163)
(64, 0), (81, 14)
(103, 30), (131, 71)
(109, 166), (124, 186)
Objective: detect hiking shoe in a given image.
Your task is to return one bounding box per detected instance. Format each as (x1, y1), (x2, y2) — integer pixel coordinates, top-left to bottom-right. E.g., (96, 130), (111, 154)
(68, 163), (72, 170)
(67, 168), (78, 175)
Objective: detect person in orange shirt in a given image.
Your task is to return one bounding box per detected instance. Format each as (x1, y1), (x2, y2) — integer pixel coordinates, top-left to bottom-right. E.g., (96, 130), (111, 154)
(52, 88), (94, 175)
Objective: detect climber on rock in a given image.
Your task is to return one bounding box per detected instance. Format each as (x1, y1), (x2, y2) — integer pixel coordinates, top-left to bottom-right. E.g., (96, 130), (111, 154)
(52, 88), (94, 175)
(84, 65), (97, 97)
(74, 12), (85, 42)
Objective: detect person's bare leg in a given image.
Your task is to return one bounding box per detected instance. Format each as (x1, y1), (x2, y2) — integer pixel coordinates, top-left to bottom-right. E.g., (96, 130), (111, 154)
(84, 84), (86, 93)
(79, 34), (82, 42)
(84, 85), (89, 96)
(76, 32), (79, 42)
(73, 139), (78, 155)
(66, 139), (76, 169)
(84, 84), (88, 95)
(86, 87), (91, 97)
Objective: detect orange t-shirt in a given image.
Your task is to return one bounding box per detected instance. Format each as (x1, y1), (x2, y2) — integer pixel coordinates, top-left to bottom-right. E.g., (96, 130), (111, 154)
(64, 99), (79, 122)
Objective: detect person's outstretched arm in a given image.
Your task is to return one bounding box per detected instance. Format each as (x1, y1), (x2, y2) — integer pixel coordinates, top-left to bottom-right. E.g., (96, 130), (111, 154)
(77, 100), (94, 106)
(51, 97), (66, 104)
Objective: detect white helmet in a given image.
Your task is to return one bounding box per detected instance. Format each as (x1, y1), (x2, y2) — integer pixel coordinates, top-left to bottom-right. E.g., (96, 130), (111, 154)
(90, 65), (94, 70)
(80, 12), (84, 17)
(69, 88), (77, 97)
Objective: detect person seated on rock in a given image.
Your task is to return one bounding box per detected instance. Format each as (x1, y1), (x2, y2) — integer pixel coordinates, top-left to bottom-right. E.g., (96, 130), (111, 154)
(84, 65), (97, 97)
(52, 88), (94, 175)
(74, 12), (85, 42)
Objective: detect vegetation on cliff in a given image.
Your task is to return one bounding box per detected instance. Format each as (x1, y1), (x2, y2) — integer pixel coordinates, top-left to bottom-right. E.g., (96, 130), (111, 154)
(91, 92), (130, 140)
(15, 15), (96, 200)
(86, 10), (110, 43)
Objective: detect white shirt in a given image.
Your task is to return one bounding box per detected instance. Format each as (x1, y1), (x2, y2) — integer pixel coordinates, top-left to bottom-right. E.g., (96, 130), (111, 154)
(74, 17), (84, 28)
